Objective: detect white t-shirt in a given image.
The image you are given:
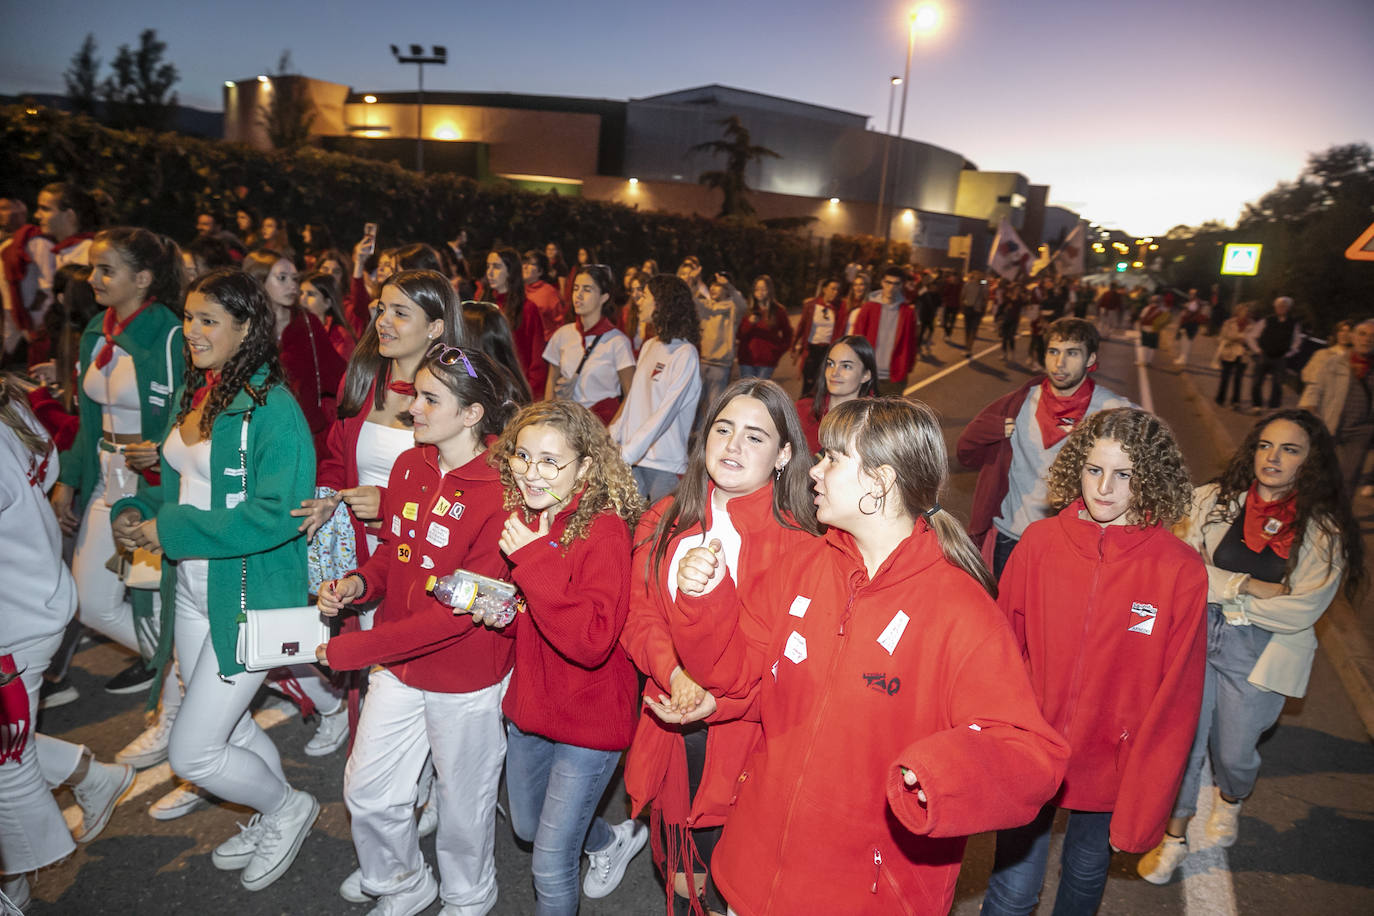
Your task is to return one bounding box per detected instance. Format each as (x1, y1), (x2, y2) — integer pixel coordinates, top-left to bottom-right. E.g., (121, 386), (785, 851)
(542, 320), (636, 405)
(82, 345), (141, 436)
(610, 337), (702, 474)
(666, 497), (743, 600)
(806, 301), (837, 346)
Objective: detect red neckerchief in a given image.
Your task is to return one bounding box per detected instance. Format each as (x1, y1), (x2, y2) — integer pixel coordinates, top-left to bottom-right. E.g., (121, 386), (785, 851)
(1351, 351), (1371, 381)
(1243, 481), (1298, 559)
(191, 370), (220, 409)
(52, 232), (94, 254)
(576, 316), (614, 337)
(2, 224), (42, 332)
(93, 298), (155, 369)
(1035, 377), (1095, 447)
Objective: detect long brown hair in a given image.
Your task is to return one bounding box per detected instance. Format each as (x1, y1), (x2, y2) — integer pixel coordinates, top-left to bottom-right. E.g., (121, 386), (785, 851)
(819, 397), (997, 597)
(647, 379), (819, 585)
(1210, 408), (1364, 599)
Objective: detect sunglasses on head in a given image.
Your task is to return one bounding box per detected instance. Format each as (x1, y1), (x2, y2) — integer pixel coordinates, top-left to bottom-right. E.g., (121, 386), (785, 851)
(426, 342), (477, 378)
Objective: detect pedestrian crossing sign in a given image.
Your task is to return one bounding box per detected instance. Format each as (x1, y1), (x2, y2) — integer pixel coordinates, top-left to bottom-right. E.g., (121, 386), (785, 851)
(1220, 243), (1262, 276)
(1345, 221), (1374, 261)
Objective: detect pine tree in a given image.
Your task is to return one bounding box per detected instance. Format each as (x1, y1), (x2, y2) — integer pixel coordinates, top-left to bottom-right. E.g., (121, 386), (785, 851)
(63, 34), (101, 116)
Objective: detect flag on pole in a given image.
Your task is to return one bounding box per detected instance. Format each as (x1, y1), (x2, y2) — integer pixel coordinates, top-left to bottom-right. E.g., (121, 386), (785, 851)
(1049, 223), (1086, 277)
(987, 217), (1034, 280)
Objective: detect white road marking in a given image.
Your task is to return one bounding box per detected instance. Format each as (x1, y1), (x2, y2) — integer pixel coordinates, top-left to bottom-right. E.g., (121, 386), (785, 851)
(63, 706), (295, 827)
(1131, 333), (1156, 414)
(1181, 769), (1239, 916)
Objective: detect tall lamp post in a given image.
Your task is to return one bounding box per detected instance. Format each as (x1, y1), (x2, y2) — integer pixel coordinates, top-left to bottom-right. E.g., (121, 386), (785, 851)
(390, 43), (447, 172)
(882, 5), (942, 256)
(873, 76), (902, 236)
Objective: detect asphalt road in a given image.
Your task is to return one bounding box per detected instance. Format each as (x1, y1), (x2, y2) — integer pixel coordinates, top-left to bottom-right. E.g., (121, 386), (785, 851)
(22, 314), (1374, 915)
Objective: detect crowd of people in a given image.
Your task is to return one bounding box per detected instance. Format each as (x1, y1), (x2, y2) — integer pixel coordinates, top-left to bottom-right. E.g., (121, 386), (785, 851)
(0, 186), (1368, 916)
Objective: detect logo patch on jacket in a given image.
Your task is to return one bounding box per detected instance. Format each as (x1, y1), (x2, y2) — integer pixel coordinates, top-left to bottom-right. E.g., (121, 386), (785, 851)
(1127, 601), (1157, 635)
(650, 361), (666, 381)
(863, 672), (901, 696)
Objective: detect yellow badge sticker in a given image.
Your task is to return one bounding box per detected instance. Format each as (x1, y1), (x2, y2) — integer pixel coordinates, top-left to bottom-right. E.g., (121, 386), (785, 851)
(433, 497), (452, 517)
(402, 502), (419, 521)
(396, 544), (412, 564)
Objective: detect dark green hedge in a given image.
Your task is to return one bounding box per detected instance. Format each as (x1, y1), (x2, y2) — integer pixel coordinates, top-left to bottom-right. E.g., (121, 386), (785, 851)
(0, 105), (837, 303)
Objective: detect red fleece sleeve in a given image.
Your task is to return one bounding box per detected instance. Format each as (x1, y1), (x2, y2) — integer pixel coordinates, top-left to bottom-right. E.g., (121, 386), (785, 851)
(619, 513), (682, 692)
(956, 393), (1013, 470)
(887, 625), (1069, 839)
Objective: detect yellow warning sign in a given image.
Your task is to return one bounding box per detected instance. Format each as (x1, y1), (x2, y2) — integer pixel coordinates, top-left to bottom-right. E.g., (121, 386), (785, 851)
(1345, 221), (1374, 262)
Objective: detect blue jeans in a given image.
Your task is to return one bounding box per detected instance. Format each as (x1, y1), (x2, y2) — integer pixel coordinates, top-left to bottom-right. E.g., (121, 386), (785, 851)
(631, 466), (679, 505)
(738, 364), (774, 378)
(983, 805), (1113, 916)
(504, 721), (618, 915)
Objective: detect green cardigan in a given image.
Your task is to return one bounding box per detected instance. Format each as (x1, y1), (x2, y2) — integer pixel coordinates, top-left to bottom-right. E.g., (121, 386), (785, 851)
(58, 303), (185, 512)
(112, 366), (315, 678)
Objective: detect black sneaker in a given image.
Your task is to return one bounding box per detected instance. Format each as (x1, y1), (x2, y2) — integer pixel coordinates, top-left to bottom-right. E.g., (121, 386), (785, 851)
(40, 677), (80, 709)
(105, 658), (155, 695)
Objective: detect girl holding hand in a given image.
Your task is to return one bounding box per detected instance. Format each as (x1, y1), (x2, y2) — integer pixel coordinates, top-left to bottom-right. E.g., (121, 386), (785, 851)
(486, 400), (646, 913)
(315, 345), (521, 916)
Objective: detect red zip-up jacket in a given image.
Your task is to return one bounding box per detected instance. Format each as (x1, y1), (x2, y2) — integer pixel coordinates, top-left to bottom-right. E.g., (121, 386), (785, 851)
(671, 523), (1069, 916)
(620, 483), (814, 831)
(503, 497), (639, 751)
(998, 502), (1207, 852)
(325, 445), (514, 692)
(736, 303), (793, 369)
(791, 297), (848, 356)
(852, 300), (917, 385)
(478, 286), (547, 399)
(956, 378), (1037, 548)
(280, 309), (348, 461)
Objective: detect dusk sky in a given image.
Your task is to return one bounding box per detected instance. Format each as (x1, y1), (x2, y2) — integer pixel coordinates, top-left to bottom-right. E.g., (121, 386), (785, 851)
(5, 0), (1371, 236)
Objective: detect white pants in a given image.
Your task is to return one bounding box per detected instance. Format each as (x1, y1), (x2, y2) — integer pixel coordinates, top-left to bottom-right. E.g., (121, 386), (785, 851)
(71, 448), (142, 652)
(166, 561), (289, 815)
(345, 667), (508, 908)
(0, 631), (84, 874)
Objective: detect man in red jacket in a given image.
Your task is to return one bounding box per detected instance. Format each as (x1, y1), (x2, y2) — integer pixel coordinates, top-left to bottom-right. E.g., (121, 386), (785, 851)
(852, 266), (916, 395)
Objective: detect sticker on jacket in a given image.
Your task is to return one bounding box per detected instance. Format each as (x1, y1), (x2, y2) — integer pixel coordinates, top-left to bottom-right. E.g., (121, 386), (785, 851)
(226, 492), (245, 509)
(434, 496), (452, 517)
(397, 544), (412, 564)
(784, 631), (807, 664)
(426, 522), (450, 547)
(392, 516), (402, 536)
(449, 502), (465, 521)
(402, 501), (419, 520)
(788, 595), (811, 618)
(1128, 601), (1157, 635)
(876, 610), (910, 655)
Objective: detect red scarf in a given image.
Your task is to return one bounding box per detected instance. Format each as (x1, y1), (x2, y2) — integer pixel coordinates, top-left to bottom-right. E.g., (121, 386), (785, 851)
(192, 370), (220, 409)
(52, 231), (94, 255)
(1351, 351), (1371, 382)
(1243, 482), (1298, 559)
(387, 378), (416, 397)
(93, 299), (155, 369)
(577, 316), (614, 337)
(2, 224), (42, 332)
(1035, 377), (1095, 447)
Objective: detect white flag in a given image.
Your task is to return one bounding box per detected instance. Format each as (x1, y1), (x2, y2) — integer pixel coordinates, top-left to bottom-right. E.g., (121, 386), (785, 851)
(987, 217), (1033, 280)
(1049, 223), (1087, 277)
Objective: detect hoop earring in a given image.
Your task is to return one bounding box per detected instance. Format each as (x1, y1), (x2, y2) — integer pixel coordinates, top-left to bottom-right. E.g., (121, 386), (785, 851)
(858, 492), (884, 516)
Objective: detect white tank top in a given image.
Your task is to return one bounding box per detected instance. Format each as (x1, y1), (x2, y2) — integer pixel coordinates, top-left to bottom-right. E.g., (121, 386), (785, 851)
(82, 346), (142, 436)
(163, 430), (213, 511)
(356, 421), (414, 487)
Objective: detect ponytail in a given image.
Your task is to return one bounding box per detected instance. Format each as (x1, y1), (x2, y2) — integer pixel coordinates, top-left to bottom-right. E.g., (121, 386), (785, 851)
(925, 508), (997, 598)
(94, 227), (185, 314)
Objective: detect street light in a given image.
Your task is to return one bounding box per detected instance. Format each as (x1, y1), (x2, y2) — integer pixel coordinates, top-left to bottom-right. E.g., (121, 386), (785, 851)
(873, 76), (903, 236)
(883, 5), (942, 254)
(390, 43), (448, 172)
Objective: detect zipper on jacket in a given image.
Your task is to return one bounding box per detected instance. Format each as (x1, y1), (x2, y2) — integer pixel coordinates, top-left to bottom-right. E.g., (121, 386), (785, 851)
(870, 847), (882, 893)
(838, 569), (863, 636)
(1062, 528), (1106, 744)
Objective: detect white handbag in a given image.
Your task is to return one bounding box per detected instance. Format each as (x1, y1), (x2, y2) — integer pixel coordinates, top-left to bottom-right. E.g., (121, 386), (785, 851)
(224, 409), (330, 671)
(235, 605), (331, 671)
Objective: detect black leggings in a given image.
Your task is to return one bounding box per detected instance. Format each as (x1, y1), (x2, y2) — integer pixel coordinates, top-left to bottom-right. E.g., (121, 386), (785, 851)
(668, 725), (727, 914)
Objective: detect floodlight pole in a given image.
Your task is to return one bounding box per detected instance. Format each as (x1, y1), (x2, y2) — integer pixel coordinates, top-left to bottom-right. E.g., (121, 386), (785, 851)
(390, 44), (448, 172)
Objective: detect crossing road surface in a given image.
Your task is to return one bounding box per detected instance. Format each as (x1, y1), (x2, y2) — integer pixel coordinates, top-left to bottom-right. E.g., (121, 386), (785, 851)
(22, 315), (1374, 915)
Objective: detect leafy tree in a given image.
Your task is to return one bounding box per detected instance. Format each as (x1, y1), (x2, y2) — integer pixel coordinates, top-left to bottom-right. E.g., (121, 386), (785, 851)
(64, 34), (101, 117)
(259, 51), (317, 152)
(692, 116), (781, 220)
(101, 29), (179, 131)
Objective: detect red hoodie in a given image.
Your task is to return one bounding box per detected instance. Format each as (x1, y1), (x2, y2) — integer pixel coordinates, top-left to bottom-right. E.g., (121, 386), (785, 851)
(671, 523), (1069, 916)
(280, 309), (348, 460)
(503, 497), (639, 751)
(620, 483), (814, 834)
(998, 502), (1207, 852)
(736, 303), (793, 369)
(325, 444), (514, 692)
(852, 299), (917, 385)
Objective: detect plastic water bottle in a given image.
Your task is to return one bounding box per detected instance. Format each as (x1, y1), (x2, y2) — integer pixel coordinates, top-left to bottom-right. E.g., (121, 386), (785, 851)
(426, 570), (520, 627)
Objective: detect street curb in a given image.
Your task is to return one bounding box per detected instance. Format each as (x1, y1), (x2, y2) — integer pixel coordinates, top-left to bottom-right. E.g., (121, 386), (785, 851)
(1176, 365), (1374, 740)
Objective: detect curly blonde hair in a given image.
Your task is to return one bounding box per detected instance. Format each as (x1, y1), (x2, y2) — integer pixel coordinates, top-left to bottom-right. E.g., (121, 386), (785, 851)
(493, 399), (644, 546)
(1046, 407), (1192, 527)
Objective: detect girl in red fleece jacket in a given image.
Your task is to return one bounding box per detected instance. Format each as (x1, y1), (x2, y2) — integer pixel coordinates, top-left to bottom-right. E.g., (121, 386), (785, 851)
(983, 407), (1206, 916)
(315, 345), (521, 915)
(476, 399), (645, 913)
(670, 398), (1069, 916)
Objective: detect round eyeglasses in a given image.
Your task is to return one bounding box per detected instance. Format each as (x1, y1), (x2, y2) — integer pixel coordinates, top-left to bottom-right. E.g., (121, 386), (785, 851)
(508, 452), (579, 481)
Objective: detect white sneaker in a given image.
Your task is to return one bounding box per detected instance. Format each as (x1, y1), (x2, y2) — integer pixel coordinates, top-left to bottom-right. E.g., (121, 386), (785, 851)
(582, 819), (648, 899)
(304, 702), (349, 757)
(1206, 795), (1243, 848)
(212, 814), (266, 870)
(416, 796), (438, 837)
(240, 789), (319, 891)
(436, 882), (497, 916)
(339, 868), (371, 904)
(116, 712), (175, 768)
(366, 866), (438, 916)
(72, 760), (135, 842)
(1137, 834), (1189, 884)
(1, 873), (30, 911)
(149, 781), (210, 821)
